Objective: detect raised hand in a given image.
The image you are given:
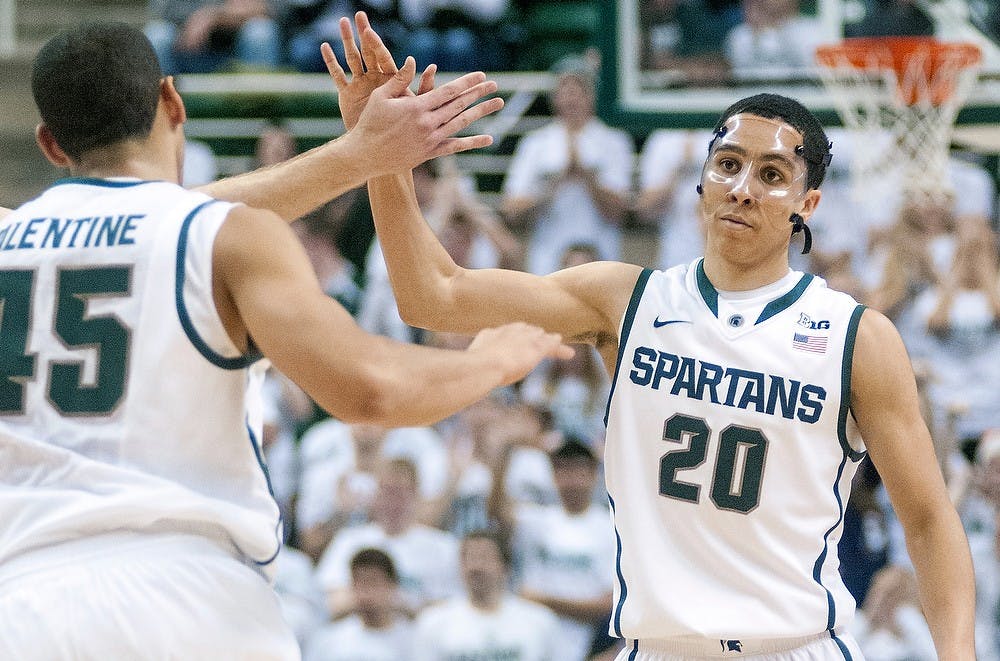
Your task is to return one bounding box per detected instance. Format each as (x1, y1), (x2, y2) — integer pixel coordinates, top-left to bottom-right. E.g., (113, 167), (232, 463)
(323, 11), (505, 175)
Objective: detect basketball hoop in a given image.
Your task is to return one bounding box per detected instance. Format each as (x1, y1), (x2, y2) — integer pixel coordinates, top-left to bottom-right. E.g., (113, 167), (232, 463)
(815, 37), (982, 205)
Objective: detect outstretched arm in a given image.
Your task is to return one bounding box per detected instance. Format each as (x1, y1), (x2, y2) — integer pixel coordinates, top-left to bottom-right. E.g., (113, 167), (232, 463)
(851, 308), (976, 660)
(197, 12), (502, 221)
(213, 206), (573, 427)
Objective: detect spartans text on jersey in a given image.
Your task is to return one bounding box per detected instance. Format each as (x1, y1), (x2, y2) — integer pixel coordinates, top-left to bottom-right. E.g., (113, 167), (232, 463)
(628, 346), (826, 423)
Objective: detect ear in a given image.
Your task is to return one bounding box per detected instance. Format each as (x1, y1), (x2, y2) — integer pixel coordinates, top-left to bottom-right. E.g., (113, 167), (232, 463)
(35, 124), (72, 169)
(160, 76), (187, 128)
(796, 188), (822, 222)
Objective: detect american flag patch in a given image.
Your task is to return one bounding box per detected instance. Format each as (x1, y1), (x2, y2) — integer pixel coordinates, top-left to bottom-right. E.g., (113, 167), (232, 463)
(792, 333), (827, 354)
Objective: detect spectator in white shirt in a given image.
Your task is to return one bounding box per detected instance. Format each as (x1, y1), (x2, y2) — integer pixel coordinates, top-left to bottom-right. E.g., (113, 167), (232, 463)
(304, 547), (414, 661)
(501, 55), (634, 275)
(413, 528), (560, 661)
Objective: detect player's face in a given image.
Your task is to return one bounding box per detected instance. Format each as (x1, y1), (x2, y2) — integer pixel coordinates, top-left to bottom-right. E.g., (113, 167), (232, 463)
(698, 114), (820, 265)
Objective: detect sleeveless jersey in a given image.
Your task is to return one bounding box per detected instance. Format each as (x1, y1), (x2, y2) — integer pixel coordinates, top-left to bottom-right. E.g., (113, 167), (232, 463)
(0, 178), (282, 577)
(604, 259), (867, 640)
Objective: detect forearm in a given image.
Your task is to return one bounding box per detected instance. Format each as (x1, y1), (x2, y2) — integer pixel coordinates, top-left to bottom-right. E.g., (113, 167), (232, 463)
(197, 134), (369, 222)
(368, 173), (464, 328)
(904, 508), (976, 659)
(312, 336), (511, 427)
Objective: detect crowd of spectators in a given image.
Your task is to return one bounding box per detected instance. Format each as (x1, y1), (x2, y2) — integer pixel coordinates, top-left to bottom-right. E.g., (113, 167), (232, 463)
(149, 1), (1000, 657)
(641, 0), (942, 81)
(145, 0), (945, 80)
(145, 0), (571, 74)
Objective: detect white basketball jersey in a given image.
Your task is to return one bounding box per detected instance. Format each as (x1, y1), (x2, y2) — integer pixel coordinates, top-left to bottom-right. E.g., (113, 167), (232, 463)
(604, 259), (867, 640)
(0, 178), (281, 576)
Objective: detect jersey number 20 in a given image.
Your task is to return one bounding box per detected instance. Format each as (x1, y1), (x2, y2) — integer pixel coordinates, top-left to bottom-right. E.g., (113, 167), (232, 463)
(1, 266), (131, 415)
(659, 413), (768, 513)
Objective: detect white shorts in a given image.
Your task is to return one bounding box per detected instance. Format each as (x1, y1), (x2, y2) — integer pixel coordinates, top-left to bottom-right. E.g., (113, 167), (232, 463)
(614, 631), (865, 661)
(0, 531), (300, 660)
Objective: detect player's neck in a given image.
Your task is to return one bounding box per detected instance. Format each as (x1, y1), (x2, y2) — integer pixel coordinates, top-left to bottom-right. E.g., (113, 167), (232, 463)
(702, 253), (793, 292)
(69, 138), (180, 184)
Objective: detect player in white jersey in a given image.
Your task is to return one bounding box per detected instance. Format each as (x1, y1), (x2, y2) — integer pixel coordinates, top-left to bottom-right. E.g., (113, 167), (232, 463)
(330, 21), (975, 657)
(0, 21), (574, 660)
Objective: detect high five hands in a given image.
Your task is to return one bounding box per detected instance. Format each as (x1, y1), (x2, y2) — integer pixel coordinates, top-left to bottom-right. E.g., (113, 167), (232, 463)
(322, 11), (505, 174)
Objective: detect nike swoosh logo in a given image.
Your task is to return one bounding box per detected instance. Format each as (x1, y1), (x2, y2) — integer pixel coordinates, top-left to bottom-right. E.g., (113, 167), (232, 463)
(653, 318), (692, 328)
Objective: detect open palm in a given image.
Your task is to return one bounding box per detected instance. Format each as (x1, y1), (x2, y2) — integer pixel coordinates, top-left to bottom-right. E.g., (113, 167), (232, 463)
(322, 12), (433, 131)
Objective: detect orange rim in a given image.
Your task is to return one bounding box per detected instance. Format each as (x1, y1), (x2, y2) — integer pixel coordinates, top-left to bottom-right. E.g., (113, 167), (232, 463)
(816, 37), (982, 105)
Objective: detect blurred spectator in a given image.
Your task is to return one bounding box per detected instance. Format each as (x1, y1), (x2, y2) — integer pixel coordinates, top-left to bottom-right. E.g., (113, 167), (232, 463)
(423, 157), (524, 270)
(809, 248), (869, 304)
(520, 342), (608, 446)
(490, 438), (615, 661)
(316, 458), (462, 617)
(897, 217), (1000, 449)
(420, 395), (562, 538)
(724, 0), (828, 80)
(412, 529), (560, 660)
(519, 243), (609, 443)
(519, 344), (607, 447)
(182, 139), (220, 187)
(287, 0), (515, 72)
(804, 127), (896, 286)
(851, 565), (936, 660)
(357, 235), (417, 343)
(639, 0), (739, 82)
(256, 122), (299, 168)
(844, 0), (933, 38)
(274, 543), (329, 648)
(145, 0), (284, 74)
(293, 208), (364, 314)
(406, 0), (516, 71)
(866, 199), (955, 320)
(958, 432), (1000, 659)
(296, 420), (448, 560)
(635, 128), (705, 270)
(501, 55), (634, 275)
(422, 396), (510, 535)
(303, 548), (413, 661)
(286, 1), (400, 73)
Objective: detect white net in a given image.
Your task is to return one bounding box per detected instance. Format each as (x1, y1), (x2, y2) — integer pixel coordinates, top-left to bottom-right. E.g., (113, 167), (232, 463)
(816, 38), (982, 205)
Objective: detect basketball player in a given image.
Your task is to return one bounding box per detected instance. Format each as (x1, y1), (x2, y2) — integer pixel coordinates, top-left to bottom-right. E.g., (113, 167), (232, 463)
(332, 16), (976, 658)
(0, 22), (573, 659)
